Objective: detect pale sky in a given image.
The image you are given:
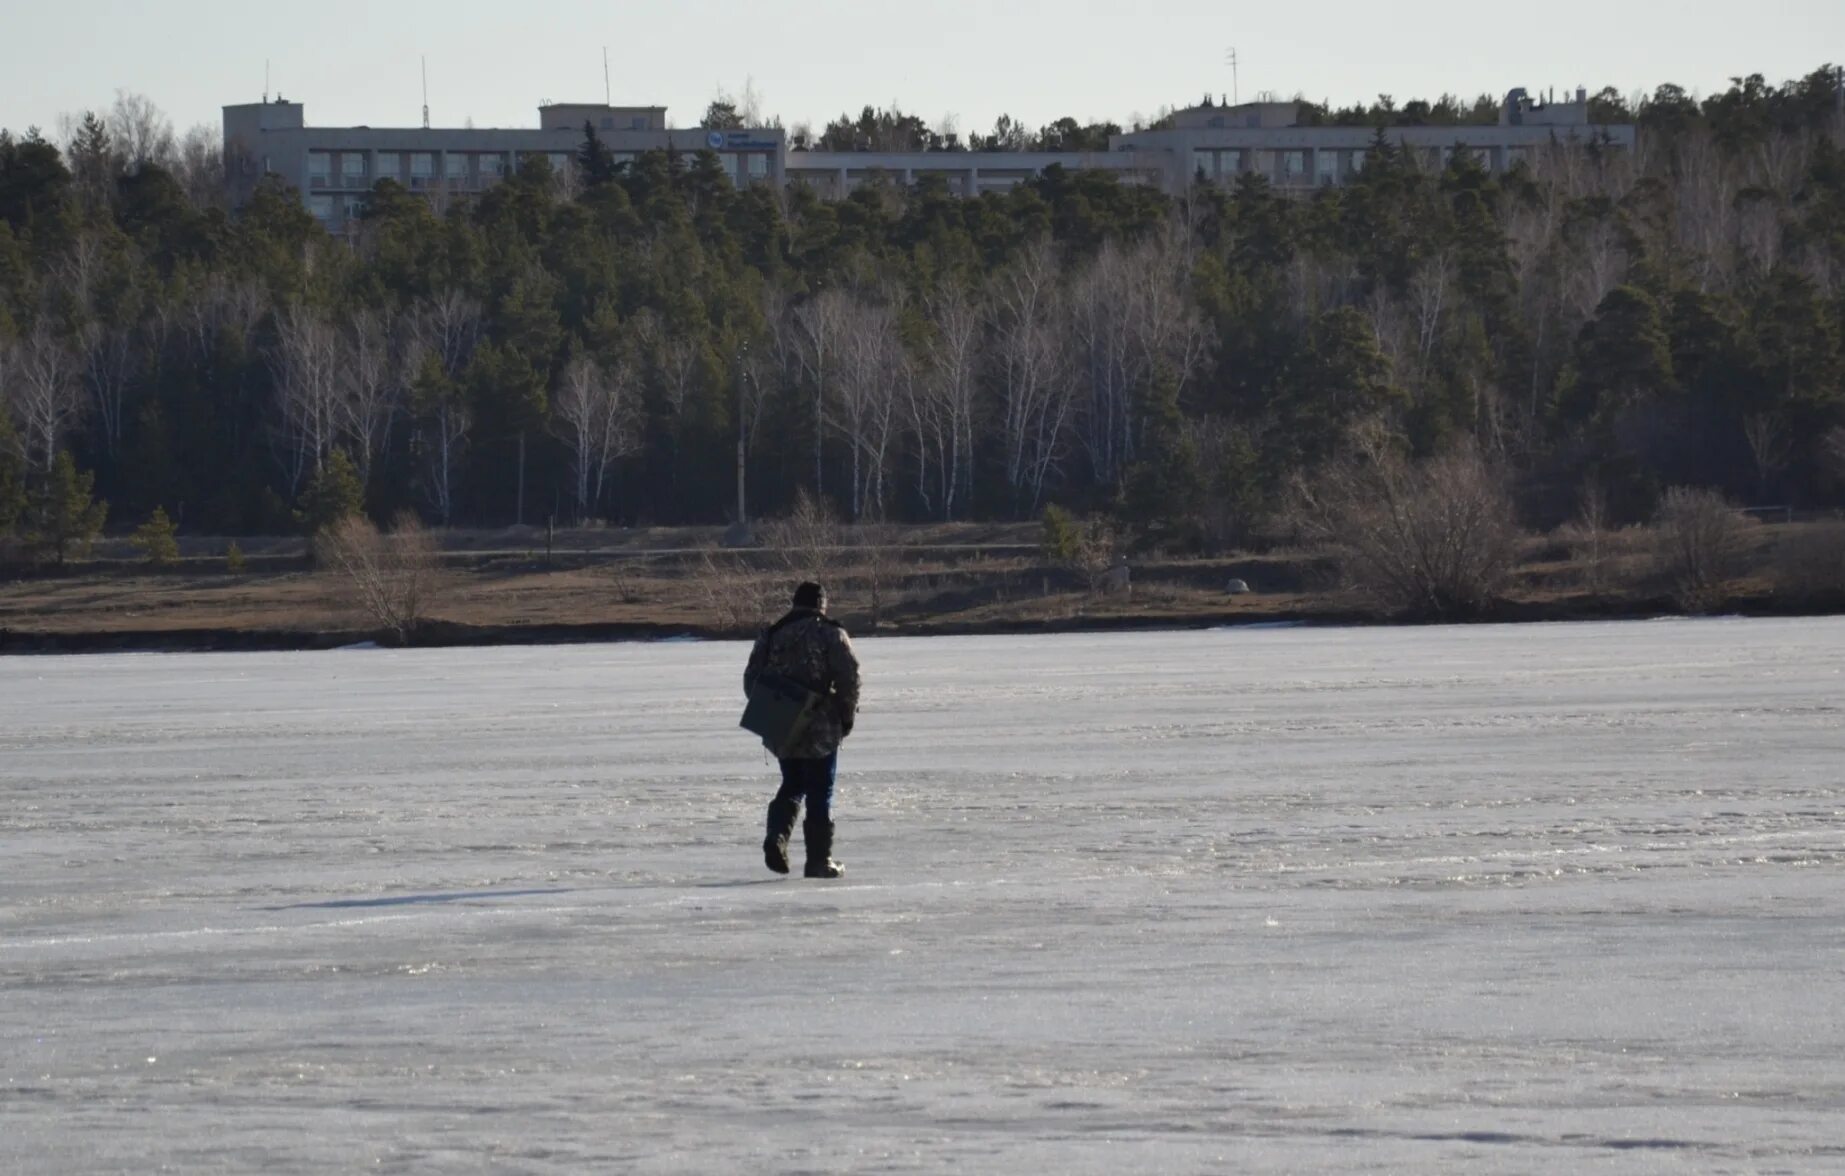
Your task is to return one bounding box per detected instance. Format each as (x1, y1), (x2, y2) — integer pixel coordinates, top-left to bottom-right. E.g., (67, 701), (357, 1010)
(2, 0), (1840, 142)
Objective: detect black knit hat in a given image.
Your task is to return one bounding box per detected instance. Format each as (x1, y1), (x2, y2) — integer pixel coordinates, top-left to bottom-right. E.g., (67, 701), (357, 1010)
(792, 581), (827, 610)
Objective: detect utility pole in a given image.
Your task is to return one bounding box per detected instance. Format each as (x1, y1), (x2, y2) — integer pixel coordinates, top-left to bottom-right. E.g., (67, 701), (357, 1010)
(729, 342), (752, 546)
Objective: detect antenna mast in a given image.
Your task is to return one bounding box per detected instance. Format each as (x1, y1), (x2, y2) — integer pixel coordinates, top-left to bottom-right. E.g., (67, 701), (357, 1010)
(421, 57), (431, 129)
(264, 59), (270, 102)
(1225, 47), (1240, 106)
(603, 47), (611, 106)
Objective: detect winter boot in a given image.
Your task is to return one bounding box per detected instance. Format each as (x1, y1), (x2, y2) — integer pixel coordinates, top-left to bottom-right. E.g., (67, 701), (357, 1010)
(802, 818), (844, 879)
(764, 798), (800, 875)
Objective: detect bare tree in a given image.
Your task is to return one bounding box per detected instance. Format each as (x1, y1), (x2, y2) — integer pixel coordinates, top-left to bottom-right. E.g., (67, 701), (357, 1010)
(314, 512), (443, 644)
(10, 325), (85, 472)
(1649, 486), (1756, 612)
(832, 297), (904, 519)
(1069, 242), (1142, 487)
(407, 290), (480, 524)
(269, 304), (340, 495)
(1742, 412), (1792, 503)
(553, 352), (640, 521)
(911, 283), (980, 519)
(632, 310), (705, 486)
(1066, 237), (1209, 491)
(992, 241), (1074, 513)
(1823, 425), (1845, 482)
(792, 288), (854, 499)
(339, 308), (400, 489)
(77, 319), (135, 458)
(173, 124), (226, 210)
(1288, 427), (1523, 618)
(760, 487), (841, 583)
(109, 90), (176, 172)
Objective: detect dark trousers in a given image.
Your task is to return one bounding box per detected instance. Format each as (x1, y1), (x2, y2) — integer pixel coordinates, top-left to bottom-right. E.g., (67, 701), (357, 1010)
(773, 753), (837, 825)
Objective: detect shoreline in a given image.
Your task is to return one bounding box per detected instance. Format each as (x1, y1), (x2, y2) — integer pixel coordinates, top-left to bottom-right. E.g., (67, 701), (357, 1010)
(6, 592), (1841, 656)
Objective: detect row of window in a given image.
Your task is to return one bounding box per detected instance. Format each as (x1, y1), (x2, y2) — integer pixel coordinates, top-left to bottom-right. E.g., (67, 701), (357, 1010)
(305, 148), (776, 192)
(1191, 144), (1540, 186)
(305, 149), (575, 189)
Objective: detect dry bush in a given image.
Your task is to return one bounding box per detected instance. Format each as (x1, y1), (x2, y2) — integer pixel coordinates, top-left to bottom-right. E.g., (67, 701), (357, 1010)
(1647, 487), (1757, 612)
(1557, 475), (1614, 594)
(313, 513), (442, 642)
(848, 522), (908, 626)
(758, 488), (840, 583)
(1823, 426), (1845, 482)
(692, 547), (781, 632)
(1772, 520), (1845, 603)
(1288, 432), (1523, 618)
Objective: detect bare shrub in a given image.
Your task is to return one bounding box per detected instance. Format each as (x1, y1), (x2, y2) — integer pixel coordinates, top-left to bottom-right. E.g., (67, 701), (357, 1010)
(848, 522), (907, 627)
(314, 513), (442, 642)
(758, 488), (840, 582)
(1288, 433), (1523, 618)
(1823, 427), (1845, 484)
(1074, 517), (1127, 595)
(692, 547), (780, 632)
(1647, 487), (1756, 612)
(1772, 520), (1845, 603)
(1557, 475), (1613, 594)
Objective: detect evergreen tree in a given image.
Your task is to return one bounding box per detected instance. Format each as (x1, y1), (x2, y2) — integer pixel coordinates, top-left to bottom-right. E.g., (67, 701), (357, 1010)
(131, 506), (180, 565)
(296, 449), (365, 535)
(26, 451), (108, 566)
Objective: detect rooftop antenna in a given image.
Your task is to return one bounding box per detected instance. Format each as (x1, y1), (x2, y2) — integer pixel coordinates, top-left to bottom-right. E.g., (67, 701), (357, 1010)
(264, 59), (270, 103)
(1224, 46), (1240, 106)
(421, 56), (431, 129)
(603, 47), (612, 106)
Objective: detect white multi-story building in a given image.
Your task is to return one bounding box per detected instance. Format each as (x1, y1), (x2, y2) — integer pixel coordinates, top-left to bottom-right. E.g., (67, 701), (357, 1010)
(222, 99), (784, 229)
(224, 88), (1633, 229)
(1116, 87), (1633, 192)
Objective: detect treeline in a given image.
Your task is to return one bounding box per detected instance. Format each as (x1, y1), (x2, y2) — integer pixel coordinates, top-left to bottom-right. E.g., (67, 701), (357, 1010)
(1, 67), (1844, 559)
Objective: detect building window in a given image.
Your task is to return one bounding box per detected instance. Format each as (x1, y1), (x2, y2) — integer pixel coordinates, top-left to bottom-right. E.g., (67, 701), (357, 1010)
(600, 117), (615, 130)
(410, 153), (435, 187)
(445, 153), (469, 183)
(1505, 146), (1530, 170)
(746, 152), (769, 180)
(548, 152), (571, 173)
(479, 153), (506, 182)
(342, 196), (367, 220)
(340, 152), (367, 184)
(1192, 149), (1216, 181)
(1283, 151), (1306, 181)
(375, 152), (400, 182)
(1349, 150), (1367, 174)
(308, 194), (334, 220)
(307, 151), (332, 187)
(1315, 150), (1339, 185)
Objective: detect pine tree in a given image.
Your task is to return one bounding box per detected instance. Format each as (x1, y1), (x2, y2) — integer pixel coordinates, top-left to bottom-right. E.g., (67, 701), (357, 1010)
(296, 449), (365, 536)
(26, 451), (108, 566)
(131, 506), (180, 565)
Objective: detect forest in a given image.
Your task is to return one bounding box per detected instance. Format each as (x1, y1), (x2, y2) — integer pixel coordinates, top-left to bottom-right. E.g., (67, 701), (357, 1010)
(1, 67), (1843, 565)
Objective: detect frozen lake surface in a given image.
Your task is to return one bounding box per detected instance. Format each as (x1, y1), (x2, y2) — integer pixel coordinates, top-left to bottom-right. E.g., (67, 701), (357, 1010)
(3, 618), (1843, 1173)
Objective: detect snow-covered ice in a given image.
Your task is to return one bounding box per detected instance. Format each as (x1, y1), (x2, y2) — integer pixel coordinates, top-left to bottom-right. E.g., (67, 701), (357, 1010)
(3, 618), (1843, 1173)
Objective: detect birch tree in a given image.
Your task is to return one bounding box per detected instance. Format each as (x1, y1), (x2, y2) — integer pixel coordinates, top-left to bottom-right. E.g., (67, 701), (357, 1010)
(269, 304), (340, 495)
(553, 351), (640, 521)
(338, 308), (399, 490)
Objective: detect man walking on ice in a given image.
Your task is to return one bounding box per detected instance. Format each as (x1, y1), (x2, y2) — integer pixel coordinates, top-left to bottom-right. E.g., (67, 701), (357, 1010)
(745, 581), (860, 878)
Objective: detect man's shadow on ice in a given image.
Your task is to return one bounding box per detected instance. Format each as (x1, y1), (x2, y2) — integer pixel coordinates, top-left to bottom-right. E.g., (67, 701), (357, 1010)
(262, 888), (571, 912)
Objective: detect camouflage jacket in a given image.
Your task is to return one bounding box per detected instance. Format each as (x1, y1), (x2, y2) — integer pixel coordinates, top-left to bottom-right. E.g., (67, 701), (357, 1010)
(744, 609), (860, 760)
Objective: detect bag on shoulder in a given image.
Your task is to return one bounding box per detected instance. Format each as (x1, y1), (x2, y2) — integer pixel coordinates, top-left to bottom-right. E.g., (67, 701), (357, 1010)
(740, 671), (824, 757)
